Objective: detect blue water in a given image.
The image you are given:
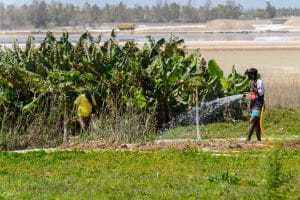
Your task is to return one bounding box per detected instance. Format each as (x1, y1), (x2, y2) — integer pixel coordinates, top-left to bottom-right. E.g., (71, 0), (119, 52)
(1, 32), (300, 44)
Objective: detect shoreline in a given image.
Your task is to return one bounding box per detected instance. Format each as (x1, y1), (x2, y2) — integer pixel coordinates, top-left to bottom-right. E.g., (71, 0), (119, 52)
(1, 29), (299, 37)
(186, 42), (300, 50)
(2, 29), (300, 50)
(3, 34), (300, 50)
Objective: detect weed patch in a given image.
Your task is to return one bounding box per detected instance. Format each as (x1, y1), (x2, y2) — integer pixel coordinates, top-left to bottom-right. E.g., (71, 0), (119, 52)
(266, 147), (295, 199)
(208, 170), (240, 184)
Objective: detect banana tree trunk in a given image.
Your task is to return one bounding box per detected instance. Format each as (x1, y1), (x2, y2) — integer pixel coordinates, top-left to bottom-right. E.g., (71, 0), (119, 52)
(158, 98), (170, 127)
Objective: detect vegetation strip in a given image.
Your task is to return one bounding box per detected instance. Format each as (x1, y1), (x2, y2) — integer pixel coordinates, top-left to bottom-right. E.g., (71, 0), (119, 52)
(154, 136), (300, 143)
(0, 149), (299, 199)
(211, 153), (300, 158)
(0, 31), (250, 150)
(6, 149), (300, 158)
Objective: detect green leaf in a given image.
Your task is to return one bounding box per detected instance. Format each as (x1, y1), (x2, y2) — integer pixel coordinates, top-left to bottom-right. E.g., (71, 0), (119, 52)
(135, 89), (147, 109)
(81, 73), (95, 81)
(208, 59), (224, 79)
(234, 77), (249, 93)
(22, 100), (37, 113)
(220, 77), (229, 90)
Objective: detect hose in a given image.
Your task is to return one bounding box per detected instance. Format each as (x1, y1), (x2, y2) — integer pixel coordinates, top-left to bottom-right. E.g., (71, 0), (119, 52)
(260, 104), (272, 143)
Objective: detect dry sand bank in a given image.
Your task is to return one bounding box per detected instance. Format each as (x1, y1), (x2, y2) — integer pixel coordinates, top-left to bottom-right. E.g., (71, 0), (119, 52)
(206, 19), (254, 31)
(186, 41), (300, 50)
(285, 17), (300, 26)
(200, 48), (300, 75)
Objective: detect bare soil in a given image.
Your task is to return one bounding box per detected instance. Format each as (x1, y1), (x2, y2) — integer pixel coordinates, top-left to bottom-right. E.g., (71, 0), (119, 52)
(58, 139), (300, 152)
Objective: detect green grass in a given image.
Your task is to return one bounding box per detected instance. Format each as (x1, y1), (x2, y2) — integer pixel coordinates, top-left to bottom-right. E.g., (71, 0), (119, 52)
(0, 149), (299, 199)
(162, 108), (300, 140)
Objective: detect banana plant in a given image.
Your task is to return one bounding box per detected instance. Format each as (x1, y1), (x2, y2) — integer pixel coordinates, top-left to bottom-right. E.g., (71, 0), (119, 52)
(0, 31), (251, 140)
(143, 49), (202, 125)
(208, 59), (249, 97)
(222, 65), (249, 95)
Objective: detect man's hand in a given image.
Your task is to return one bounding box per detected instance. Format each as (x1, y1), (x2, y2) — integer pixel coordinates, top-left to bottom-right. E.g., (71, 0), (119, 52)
(243, 92), (249, 97)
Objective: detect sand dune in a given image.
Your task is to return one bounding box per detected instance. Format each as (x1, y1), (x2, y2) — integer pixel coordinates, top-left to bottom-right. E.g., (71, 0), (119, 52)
(284, 17), (300, 26)
(206, 19), (254, 31)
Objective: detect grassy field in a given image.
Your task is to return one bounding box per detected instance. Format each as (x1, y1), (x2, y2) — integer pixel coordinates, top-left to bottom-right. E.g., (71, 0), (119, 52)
(0, 148), (299, 199)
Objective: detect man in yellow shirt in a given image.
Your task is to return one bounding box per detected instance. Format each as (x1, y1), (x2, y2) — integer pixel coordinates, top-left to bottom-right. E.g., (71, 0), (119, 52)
(74, 90), (97, 130)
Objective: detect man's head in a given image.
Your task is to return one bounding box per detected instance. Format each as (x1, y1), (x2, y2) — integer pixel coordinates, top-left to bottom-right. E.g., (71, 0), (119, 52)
(245, 68), (258, 80)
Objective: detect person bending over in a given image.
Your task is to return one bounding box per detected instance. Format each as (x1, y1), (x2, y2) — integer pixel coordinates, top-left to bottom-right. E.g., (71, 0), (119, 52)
(74, 90), (97, 131)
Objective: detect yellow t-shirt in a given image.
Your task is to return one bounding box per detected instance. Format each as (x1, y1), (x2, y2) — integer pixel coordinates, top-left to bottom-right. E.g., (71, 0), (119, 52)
(74, 94), (96, 117)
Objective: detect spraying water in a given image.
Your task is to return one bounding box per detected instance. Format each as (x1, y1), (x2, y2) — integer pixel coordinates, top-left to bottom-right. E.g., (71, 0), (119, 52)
(167, 94), (244, 129)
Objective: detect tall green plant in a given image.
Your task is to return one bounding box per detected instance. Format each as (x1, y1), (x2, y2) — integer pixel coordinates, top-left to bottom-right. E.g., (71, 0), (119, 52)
(208, 59), (249, 97)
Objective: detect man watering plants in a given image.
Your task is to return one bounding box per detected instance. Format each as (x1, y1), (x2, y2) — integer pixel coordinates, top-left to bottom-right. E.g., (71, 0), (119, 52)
(245, 68), (265, 142)
(74, 90), (97, 131)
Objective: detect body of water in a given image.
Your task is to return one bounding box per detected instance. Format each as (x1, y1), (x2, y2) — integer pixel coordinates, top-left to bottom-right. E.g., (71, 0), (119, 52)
(1, 32), (300, 45)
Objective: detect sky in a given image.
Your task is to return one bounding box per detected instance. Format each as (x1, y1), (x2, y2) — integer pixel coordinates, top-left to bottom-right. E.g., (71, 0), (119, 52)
(1, 0), (300, 9)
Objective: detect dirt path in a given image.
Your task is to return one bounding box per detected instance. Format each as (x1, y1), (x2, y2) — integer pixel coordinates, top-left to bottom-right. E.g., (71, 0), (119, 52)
(10, 138), (299, 154)
(57, 138), (300, 152)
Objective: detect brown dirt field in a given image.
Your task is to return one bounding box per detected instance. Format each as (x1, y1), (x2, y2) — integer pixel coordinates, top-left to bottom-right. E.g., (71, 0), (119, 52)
(58, 139), (299, 152)
(284, 140), (300, 149)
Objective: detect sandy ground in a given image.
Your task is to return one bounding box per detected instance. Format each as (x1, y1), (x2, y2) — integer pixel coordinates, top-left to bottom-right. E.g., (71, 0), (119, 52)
(285, 17), (300, 26)
(200, 48), (300, 75)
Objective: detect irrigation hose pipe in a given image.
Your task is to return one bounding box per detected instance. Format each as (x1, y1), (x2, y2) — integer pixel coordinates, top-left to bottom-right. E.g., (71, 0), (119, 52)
(260, 104), (272, 143)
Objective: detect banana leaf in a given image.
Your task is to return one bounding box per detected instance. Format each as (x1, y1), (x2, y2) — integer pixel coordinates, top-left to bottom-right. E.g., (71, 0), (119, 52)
(22, 99), (38, 113)
(208, 59), (224, 79)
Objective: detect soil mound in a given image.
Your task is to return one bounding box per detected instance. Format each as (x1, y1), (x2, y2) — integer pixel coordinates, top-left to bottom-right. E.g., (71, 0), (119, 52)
(206, 19), (254, 31)
(284, 17), (300, 26)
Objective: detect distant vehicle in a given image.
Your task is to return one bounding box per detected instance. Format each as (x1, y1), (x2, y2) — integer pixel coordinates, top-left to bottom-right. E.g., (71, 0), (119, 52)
(117, 24), (136, 31)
